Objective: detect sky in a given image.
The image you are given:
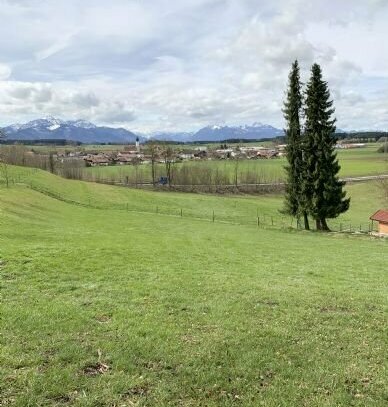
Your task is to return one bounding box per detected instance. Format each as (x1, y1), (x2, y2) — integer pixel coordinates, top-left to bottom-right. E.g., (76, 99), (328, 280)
(0, 0), (387, 133)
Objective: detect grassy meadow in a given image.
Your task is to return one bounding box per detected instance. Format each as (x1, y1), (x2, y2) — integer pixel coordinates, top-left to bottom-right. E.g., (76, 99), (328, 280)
(1, 168), (387, 406)
(3, 165), (386, 231)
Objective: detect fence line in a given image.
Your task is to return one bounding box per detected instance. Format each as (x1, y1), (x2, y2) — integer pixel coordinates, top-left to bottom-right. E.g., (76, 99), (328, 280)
(21, 180), (377, 235)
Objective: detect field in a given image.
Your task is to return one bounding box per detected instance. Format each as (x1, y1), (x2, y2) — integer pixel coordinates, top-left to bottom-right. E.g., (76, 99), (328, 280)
(3, 165), (386, 231)
(1, 168), (387, 406)
(82, 146), (388, 185)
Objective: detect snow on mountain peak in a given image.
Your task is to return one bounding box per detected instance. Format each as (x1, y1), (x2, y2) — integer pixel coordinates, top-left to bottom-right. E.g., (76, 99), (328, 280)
(48, 124), (60, 131)
(43, 116), (64, 125)
(68, 119), (96, 129)
(251, 122), (265, 128)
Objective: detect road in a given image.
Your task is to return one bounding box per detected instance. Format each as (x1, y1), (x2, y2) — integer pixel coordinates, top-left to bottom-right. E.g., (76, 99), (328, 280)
(95, 174), (388, 188)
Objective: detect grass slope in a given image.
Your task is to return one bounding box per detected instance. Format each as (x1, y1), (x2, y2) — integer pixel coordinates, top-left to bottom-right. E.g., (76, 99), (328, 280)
(5, 165), (387, 231)
(1, 175), (387, 406)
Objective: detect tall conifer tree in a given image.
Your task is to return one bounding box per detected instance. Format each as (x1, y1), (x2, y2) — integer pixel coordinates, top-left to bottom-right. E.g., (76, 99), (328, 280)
(283, 60), (309, 229)
(303, 63), (350, 230)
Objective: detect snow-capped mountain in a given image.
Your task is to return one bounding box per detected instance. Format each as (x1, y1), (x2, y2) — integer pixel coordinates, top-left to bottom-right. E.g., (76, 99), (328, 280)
(147, 132), (194, 142)
(2, 116), (142, 144)
(2, 117), (285, 143)
(191, 122), (284, 142)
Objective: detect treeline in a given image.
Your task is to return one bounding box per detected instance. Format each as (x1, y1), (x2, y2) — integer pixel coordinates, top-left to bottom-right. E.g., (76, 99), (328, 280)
(82, 162), (284, 193)
(0, 144), (85, 179)
(0, 139), (81, 146)
(337, 132), (388, 142)
(1, 132), (386, 147)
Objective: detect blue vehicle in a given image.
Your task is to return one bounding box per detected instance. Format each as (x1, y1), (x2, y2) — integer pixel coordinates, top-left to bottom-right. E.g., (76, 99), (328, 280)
(158, 176), (168, 185)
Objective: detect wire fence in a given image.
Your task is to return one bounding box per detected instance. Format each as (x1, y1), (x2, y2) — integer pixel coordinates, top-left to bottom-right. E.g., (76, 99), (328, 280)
(21, 179), (378, 235)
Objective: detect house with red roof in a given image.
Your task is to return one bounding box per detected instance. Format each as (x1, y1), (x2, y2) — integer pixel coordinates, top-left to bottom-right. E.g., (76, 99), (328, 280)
(370, 210), (388, 235)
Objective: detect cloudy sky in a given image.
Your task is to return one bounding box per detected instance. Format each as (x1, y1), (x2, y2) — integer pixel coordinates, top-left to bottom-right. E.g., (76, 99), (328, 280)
(0, 0), (387, 133)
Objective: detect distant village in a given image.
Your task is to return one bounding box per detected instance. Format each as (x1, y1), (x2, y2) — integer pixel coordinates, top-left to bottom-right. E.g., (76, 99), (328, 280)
(56, 142), (287, 167)
(52, 139), (370, 167)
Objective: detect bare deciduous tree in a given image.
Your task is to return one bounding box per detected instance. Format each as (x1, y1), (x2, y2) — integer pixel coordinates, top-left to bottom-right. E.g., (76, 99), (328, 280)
(0, 129), (10, 188)
(162, 145), (175, 188)
(146, 142), (159, 186)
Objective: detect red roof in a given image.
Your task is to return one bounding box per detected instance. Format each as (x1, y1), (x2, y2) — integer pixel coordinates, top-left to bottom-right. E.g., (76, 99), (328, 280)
(370, 209), (388, 223)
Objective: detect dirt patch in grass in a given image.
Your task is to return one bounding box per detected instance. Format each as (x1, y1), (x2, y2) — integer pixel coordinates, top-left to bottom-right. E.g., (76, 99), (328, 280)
(123, 384), (150, 398)
(257, 370), (276, 389)
(82, 362), (110, 376)
(94, 314), (112, 323)
(52, 394), (72, 403)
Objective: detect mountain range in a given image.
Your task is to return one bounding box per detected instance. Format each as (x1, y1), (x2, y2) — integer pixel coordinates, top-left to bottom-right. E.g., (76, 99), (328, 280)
(190, 123), (284, 142)
(1, 117), (285, 143)
(2, 117), (142, 144)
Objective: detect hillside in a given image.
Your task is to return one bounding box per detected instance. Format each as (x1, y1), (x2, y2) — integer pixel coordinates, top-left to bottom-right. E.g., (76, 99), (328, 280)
(1, 170), (387, 406)
(3, 166), (385, 230)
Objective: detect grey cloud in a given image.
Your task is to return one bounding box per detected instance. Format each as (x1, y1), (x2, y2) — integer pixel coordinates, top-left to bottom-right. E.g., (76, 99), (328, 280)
(68, 92), (100, 108)
(6, 83), (53, 102)
(94, 101), (137, 124)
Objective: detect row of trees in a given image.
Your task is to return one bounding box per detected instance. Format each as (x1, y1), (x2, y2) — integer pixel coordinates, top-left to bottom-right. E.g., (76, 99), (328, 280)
(283, 61), (350, 231)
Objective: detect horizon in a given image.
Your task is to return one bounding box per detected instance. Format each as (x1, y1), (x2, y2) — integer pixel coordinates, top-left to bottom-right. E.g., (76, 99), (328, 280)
(2, 115), (284, 135)
(4, 115), (388, 137)
(0, 1), (387, 132)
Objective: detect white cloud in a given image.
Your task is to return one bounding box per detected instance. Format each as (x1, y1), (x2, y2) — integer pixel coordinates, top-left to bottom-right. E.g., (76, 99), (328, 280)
(0, 0), (386, 131)
(0, 63), (12, 80)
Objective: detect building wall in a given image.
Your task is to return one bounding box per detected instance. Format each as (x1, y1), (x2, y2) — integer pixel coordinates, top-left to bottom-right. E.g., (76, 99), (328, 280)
(378, 222), (388, 235)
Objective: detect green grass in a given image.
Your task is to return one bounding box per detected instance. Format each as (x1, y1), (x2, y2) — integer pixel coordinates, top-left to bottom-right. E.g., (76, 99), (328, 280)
(3, 165), (386, 231)
(82, 145), (388, 184)
(1, 170), (387, 406)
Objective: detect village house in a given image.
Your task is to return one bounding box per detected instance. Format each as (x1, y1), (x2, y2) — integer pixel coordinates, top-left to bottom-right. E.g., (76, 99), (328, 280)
(214, 149), (235, 159)
(239, 146), (264, 153)
(370, 209), (388, 236)
(335, 143), (366, 149)
(178, 152), (195, 160)
(114, 151), (144, 165)
(84, 154), (112, 166)
(193, 150), (207, 159)
(256, 149), (279, 159)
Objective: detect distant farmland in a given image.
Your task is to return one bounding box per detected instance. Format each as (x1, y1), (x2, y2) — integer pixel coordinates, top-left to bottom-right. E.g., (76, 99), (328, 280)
(81, 146), (387, 186)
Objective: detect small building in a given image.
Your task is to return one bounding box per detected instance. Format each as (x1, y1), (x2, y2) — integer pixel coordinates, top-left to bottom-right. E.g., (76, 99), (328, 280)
(335, 143), (366, 149)
(370, 209), (388, 235)
(178, 153), (195, 160)
(84, 154), (112, 166)
(256, 149), (279, 159)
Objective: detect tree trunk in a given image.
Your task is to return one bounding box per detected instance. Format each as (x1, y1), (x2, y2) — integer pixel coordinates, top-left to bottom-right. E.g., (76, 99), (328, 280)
(303, 212), (310, 230)
(320, 218), (330, 231)
(151, 160), (156, 186)
(316, 219), (322, 230)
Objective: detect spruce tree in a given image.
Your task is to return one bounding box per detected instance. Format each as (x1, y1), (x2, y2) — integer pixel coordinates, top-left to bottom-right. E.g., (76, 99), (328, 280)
(303, 63), (350, 230)
(283, 60), (309, 229)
